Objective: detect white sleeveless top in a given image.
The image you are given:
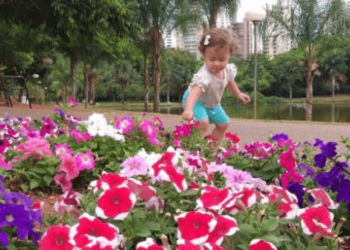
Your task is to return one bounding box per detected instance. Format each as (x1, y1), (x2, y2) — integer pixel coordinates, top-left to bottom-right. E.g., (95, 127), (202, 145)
(188, 63), (237, 109)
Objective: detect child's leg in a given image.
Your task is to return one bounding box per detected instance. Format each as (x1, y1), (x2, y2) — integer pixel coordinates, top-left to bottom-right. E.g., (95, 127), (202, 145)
(198, 119), (210, 137)
(212, 123), (229, 141)
(208, 104), (230, 141)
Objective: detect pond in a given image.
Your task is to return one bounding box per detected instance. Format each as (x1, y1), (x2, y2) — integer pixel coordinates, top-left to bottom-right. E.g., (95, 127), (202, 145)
(114, 103), (350, 123)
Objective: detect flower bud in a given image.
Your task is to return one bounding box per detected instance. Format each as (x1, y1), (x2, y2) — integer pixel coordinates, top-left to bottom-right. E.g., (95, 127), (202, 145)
(165, 212), (171, 219)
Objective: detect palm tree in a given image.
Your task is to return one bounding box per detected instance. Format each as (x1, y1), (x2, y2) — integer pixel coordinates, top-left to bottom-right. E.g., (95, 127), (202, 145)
(200, 0), (240, 29)
(49, 54), (71, 103)
(264, 0), (350, 119)
(115, 60), (133, 104)
(137, 0), (201, 112)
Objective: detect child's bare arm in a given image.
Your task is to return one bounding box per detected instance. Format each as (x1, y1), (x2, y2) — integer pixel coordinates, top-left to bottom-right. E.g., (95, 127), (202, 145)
(182, 85), (202, 121)
(227, 79), (250, 104)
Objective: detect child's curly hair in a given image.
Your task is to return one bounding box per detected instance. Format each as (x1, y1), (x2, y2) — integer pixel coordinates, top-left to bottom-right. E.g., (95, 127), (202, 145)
(198, 28), (238, 57)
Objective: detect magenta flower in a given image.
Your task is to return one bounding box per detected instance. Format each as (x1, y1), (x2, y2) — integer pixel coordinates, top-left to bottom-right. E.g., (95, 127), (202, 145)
(280, 171), (303, 188)
(148, 137), (163, 147)
(173, 124), (191, 139)
(248, 239), (277, 250)
(120, 156), (148, 177)
(55, 144), (72, 159)
(136, 238), (166, 250)
(68, 96), (78, 107)
(196, 186), (232, 210)
(0, 155), (11, 170)
(54, 173), (72, 191)
(59, 154), (79, 180)
(115, 116), (135, 134)
(70, 129), (93, 143)
(0, 139), (10, 153)
(39, 226), (74, 250)
(279, 150), (296, 172)
(153, 117), (164, 130)
(139, 120), (157, 138)
(40, 118), (56, 137)
(16, 138), (53, 160)
(76, 151), (95, 171)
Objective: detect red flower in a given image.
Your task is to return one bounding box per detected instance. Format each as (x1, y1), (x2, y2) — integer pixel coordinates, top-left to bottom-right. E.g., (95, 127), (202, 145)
(90, 171), (127, 192)
(297, 204), (334, 237)
(280, 171), (303, 188)
(196, 186), (231, 210)
(81, 242), (114, 250)
(96, 186), (136, 220)
(206, 215), (239, 245)
(307, 189), (338, 209)
(279, 150), (296, 172)
(136, 238), (166, 250)
(175, 211), (217, 245)
(277, 203), (299, 219)
(39, 226), (74, 250)
(268, 185), (298, 204)
(151, 152), (176, 176)
(225, 132), (240, 144)
(127, 179), (156, 201)
(248, 239), (277, 250)
(224, 186), (257, 215)
(31, 201), (44, 211)
(176, 239), (203, 250)
(70, 213), (121, 248)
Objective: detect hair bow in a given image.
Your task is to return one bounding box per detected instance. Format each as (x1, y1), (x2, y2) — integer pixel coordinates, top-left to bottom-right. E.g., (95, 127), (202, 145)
(203, 34), (211, 45)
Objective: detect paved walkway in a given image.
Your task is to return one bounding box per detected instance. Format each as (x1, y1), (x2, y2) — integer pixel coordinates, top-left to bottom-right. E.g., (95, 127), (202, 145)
(1, 106), (349, 154)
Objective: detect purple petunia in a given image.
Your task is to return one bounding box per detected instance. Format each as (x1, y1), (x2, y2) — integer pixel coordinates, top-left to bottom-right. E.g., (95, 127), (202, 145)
(287, 182), (305, 207)
(271, 133), (289, 142)
(336, 179), (350, 204)
(314, 162), (346, 191)
(313, 138), (323, 147)
(0, 231), (8, 248)
(55, 109), (65, 118)
(314, 141), (338, 168)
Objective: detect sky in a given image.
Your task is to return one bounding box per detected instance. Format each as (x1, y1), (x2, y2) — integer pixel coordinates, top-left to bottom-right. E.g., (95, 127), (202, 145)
(236, 0), (277, 22)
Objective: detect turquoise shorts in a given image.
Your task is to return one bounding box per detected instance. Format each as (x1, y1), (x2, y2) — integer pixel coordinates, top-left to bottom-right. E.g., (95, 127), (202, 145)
(182, 90), (229, 124)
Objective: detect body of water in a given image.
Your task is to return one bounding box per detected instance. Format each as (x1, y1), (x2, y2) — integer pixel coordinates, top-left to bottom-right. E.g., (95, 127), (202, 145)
(116, 103), (350, 123)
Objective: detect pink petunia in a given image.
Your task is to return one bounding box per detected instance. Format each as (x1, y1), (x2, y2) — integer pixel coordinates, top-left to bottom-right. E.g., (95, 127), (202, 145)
(115, 116), (135, 134)
(175, 211), (217, 245)
(40, 118), (56, 137)
(173, 124), (191, 139)
(54, 173), (73, 191)
(0, 155), (12, 170)
(70, 129), (93, 143)
(225, 132), (240, 144)
(297, 204), (334, 237)
(55, 143), (72, 159)
(76, 151), (95, 171)
(121, 156), (148, 177)
(59, 154), (79, 181)
(54, 190), (82, 214)
(307, 189), (338, 209)
(136, 238), (166, 250)
(39, 226), (74, 250)
(139, 120), (157, 138)
(248, 239), (277, 250)
(223, 186), (258, 215)
(68, 96), (78, 107)
(70, 213), (121, 248)
(96, 186), (136, 220)
(0, 139), (10, 153)
(279, 150), (296, 172)
(127, 179), (157, 201)
(280, 171), (303, 188)
(16, 138), (53, 160)
(80, 243), (114, 250)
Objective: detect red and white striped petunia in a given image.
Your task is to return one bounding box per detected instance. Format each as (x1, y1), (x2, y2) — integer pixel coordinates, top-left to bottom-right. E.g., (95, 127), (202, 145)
(127, 178), (157, 201)
(96, 186), (136, 220)
(176, 239), (203, 250)
(223, 185), (257, 215)
(90, 171), (127, 192)
(69, 213), (122, 249)
(136, 238), (166, 250)
(206, 215), (239, 245)
(248, 239), (277, 250)
(175, 211), (217, 245)
(203, 243), (230, 250)
(31, 201), (44, 211)
(307, 189), (339, 209)
(196, 186), (232, 210)
(297, 204), (335, 237)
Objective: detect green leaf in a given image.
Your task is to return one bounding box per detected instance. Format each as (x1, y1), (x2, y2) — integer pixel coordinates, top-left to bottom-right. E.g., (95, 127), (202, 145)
(239, 223), (257, 236)
(134, 227), (151, 237)
(30, 180), (40, 190)
(6, 242), (17, 250)
(47, 165), (56, 175)
(262, 218), (279, 232)
(162, 227), (176, 234)
(179, 189), (198, 197)
(145, 221), (160, 231)
(132, 210), (147, 219)
(43, 175), (53, 185)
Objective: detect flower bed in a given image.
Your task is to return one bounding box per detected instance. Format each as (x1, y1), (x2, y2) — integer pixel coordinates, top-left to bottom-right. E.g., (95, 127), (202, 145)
(0, 108), (350, 249)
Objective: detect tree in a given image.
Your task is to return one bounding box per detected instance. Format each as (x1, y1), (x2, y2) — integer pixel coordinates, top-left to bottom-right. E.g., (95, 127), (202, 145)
(137, 0), (201, 112)
(272, 48), (305, 99)
(264, 0), (350, 119)
(48, 54), (71, 103)
(199, 0), (240, 29)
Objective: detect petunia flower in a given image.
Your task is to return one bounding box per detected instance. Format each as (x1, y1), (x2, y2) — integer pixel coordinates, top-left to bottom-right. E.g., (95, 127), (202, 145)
(279, 150), (296, 172)
(0, 139), (10, 153)
(280, 171), (303, 189)
(196, 186), (232, 210)
(139, 120), (157, 138)
(297, 204), (334, 237)
(80, 242), (114, 250)
(271, 133), (289, 141)
(40, 118), (56, 137)
(76, 151), (95, 171)
(175, 211), (217, 245)
(307, 189), (338, 209)
(96, 186), (136, 220)
(68, 96), (78, 107)
(121, 156), (148, 177)
(90, 172), (127, 193)
(55, 144), (72, 159)
(206, 215), (239, 245)
(70, 213), (122, 249)
(136, 237), (166, 250)
(127, 179), (156, 201)
(0, 231), (9, 248)
(54, 173), (73, 191)
(225, 132), (240, 144)
(39, 226), (74, 250)
(115, 116), (135, 134)
(70, 129), (93, 143)
(54, 190), (82, 214)
(248, 239), (277, 250)
(176, 239), (203, 250)
(59, 154), (79, 181)
(16, 138), (53, 160)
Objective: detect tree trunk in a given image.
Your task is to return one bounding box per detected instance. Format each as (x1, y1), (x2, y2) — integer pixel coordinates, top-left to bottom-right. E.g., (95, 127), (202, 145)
(209, 5), (218, 28)
(305, 45), (314, 104)
(121, 82), (125, 104)
(152, 27), (162, 113)
(288, 80), (293, 99)
(332, 74), (335, 99)
(305, 102), (312, 122)
(62, 84), (66, 103)
(70, 54), (77, 98)
(143, 54), (149, 112)
(83, 64), (89, 109)
(166, 78), (170, 103)
(88, 72), (97, 105)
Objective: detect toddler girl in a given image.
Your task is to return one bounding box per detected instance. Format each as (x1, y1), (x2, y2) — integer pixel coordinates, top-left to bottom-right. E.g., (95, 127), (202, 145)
(182, 27), (250, 141)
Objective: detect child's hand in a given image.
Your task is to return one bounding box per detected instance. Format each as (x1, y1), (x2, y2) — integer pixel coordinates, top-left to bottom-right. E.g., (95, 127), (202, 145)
(238, 93), (251, 104)
(182, 110), (193, 121)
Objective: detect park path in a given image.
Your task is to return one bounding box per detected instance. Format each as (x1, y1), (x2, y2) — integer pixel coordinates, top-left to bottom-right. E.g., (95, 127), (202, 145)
(1, 106), (349, 153)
